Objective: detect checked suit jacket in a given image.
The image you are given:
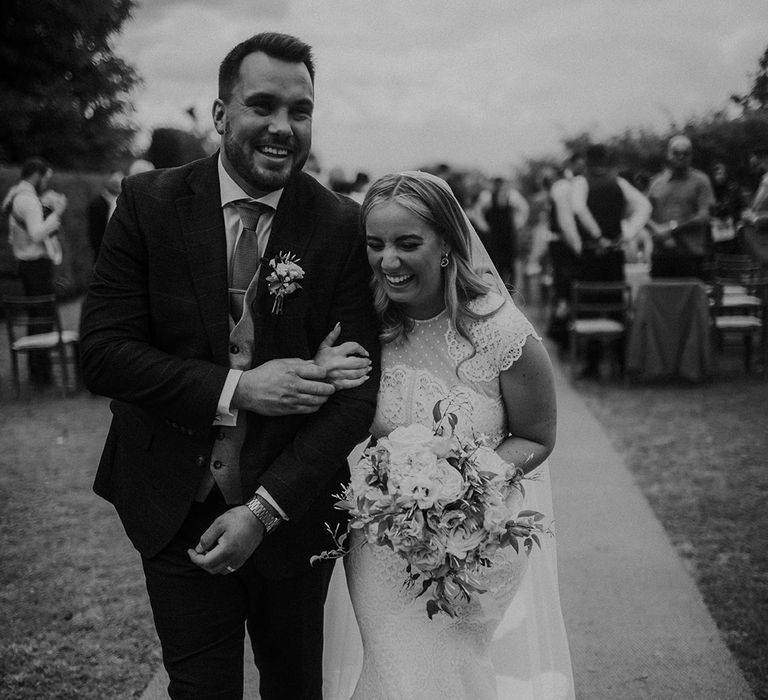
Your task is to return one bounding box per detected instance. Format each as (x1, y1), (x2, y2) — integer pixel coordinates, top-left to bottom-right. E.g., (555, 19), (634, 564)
(80, 154), (380, 578)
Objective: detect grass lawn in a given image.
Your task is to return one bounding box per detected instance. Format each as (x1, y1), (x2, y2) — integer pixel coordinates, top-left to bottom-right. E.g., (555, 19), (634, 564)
(574, 364), (768, 700)
(0, 394), (160, 699)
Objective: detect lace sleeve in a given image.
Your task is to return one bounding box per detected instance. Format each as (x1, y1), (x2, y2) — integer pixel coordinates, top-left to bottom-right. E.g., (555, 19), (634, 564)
(494, 299), (541, 372)
(449, 294), (542, 383)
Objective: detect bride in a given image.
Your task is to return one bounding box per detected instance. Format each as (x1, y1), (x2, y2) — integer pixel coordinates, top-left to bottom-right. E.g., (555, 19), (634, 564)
(319, 171), (573, 699)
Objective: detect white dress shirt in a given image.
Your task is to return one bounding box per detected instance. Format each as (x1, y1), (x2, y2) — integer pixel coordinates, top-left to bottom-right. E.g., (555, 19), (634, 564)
(214, 155), (287, 517)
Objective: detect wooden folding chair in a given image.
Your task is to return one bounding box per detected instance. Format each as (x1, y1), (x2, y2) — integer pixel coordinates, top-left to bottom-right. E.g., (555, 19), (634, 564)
(568, 281), (631, 380)
(2, 294), (81, 397)
(709, 279), (768, 375)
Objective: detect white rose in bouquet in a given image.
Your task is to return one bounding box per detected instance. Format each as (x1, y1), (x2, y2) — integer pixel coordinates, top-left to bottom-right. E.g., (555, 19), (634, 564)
(444, 526), (487, 560)
(381, 423), (436, 464)
(409, 534), (447, 572)
(430, 459), (465, 504)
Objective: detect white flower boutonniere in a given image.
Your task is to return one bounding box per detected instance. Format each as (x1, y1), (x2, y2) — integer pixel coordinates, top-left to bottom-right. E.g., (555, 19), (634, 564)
(265, 251), (305, 314)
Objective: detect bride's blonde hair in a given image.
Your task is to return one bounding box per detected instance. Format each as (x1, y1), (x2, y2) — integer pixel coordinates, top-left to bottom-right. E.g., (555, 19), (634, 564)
(360, 171), (498, 347)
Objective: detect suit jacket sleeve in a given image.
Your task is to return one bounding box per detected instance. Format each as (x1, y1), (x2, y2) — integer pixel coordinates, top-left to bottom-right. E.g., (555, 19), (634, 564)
(256, 202), (380, 518)
(79, 172), (229, 435)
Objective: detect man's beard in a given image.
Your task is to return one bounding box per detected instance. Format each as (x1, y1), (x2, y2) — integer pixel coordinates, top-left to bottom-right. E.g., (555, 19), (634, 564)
(224, 133), (307, 193)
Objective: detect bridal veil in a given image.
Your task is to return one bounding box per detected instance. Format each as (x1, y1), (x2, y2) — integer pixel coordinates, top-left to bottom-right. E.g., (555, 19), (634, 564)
(322, 171), (575, 700)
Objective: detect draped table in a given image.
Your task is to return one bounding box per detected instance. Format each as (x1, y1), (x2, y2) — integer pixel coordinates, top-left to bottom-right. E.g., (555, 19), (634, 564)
(626, 278), (712, 382)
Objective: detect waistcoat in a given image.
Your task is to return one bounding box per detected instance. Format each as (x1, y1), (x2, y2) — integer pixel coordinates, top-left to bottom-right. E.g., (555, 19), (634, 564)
(195, 273), (261, 504)
(586, 173), (625, 241)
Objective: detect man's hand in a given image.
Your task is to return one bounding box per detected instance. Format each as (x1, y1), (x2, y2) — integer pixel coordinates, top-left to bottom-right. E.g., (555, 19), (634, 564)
(187, 506), (264, 575)
(314, 323), (371, 390)
(232, 358), (335, 415)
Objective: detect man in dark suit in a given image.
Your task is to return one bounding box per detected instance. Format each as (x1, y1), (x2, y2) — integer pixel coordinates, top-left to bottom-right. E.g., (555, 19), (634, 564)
(80, 33), (380, 699)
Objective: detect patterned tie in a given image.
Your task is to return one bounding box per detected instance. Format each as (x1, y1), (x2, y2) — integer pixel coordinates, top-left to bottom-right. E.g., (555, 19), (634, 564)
(230, 202), (265, 320)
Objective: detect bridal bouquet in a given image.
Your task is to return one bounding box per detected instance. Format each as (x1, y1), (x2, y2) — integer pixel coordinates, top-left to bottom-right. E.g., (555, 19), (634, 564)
(313, 401), (548, 618)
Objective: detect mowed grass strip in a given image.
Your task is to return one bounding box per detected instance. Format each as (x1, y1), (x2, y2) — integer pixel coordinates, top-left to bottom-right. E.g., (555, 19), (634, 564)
(575, 362), (768, 700)
(0, 395), (160, 699)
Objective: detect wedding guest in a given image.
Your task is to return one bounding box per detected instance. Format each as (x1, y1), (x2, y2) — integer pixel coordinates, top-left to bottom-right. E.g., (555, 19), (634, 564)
(1, 157), (67, 386)
(570, 144), (651, 378)
(348, 170), (370, 204)
(742, 144), (768, 222)
(79, 32), (379, 698)
(525, 168), (555, 275)
(87, 169), (124, 258)
(571, 143), (651, 282)
(303, 150), (328, 187)
(328, 165), (353, 194)
(545, 158), (583, 352)
(647, 135), (715, 278)
(476, 176), (530, 286)
(740, 144), (768, 265)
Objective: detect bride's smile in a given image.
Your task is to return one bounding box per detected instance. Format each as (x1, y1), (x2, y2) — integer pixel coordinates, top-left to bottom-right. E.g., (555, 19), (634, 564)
(365, 200), (449, 319)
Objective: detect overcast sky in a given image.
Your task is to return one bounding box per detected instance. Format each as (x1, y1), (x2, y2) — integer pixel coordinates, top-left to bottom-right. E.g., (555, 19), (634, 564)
(116, 0), (768, 179)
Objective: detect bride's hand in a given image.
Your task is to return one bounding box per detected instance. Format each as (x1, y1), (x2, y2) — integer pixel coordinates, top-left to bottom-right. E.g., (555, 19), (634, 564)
(314, 323), (372, 390)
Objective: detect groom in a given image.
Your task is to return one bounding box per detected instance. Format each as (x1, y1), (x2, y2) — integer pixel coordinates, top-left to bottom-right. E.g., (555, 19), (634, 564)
(80, 32), (380, 698)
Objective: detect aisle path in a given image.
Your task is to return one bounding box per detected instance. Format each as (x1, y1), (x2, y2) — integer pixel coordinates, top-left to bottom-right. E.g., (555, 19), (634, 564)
(550, 358), (753, 699)
(140, 354), (753, 700)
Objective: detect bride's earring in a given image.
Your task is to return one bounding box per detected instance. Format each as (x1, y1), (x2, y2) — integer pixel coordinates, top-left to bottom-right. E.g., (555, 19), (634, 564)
(440, 251), (449, 268)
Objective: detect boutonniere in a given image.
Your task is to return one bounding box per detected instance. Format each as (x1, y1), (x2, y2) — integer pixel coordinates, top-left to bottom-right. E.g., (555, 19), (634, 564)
(265, 251), (305, 314)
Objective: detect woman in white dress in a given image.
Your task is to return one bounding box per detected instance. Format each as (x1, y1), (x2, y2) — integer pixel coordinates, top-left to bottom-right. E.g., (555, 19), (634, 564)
(321, 171), (573, 700)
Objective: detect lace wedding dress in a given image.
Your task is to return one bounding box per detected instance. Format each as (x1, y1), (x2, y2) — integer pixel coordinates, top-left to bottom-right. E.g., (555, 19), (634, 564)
(322, 293), (574, 700)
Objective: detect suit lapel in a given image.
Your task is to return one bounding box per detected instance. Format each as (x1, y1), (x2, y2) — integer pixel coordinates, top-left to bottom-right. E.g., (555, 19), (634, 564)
(253, 176), (319, 324)
(176, 156), (230, 366)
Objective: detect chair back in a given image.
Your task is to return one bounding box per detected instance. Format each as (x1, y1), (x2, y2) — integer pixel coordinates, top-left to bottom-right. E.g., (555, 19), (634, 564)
(712, 254), (762, 284)
(710, 278), (768, 314)
(571, 282), (631, 319)
(2, 294), (64, 345)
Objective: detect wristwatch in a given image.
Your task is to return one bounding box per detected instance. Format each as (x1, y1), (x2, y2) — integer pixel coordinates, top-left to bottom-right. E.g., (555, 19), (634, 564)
(245, 493), (282, 533)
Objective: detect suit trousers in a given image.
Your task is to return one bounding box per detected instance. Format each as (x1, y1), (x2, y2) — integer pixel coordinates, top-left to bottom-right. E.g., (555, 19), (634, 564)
(141, 487), (336, 699)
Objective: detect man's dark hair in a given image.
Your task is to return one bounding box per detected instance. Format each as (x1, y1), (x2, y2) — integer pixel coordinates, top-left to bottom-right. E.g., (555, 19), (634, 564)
(20, 157), (51, 180)
(585, 144), (609, 168)
(218, 32), (315, 102)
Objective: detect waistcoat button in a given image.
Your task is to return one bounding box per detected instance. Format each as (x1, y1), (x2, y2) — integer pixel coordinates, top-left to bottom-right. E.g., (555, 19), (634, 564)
(213, 460), (223, 470)
(230, 344), (240, 354)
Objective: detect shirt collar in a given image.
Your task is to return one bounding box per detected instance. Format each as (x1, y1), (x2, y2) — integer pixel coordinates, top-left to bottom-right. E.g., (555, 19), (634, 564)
(217, 153), (283, 210)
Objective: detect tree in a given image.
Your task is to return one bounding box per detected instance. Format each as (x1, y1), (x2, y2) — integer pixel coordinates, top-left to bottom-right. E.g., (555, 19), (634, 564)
(146, 128), (208, 169)
(731, 44), (768, 113)
(0, 0), (141, 169)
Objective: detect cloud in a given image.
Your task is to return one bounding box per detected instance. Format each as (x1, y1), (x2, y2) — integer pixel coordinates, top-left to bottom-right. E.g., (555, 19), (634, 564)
(116, 0), (768, 175)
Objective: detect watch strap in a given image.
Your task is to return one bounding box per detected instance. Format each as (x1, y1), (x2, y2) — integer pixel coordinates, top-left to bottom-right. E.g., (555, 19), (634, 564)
(245, 493), (281, 533)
